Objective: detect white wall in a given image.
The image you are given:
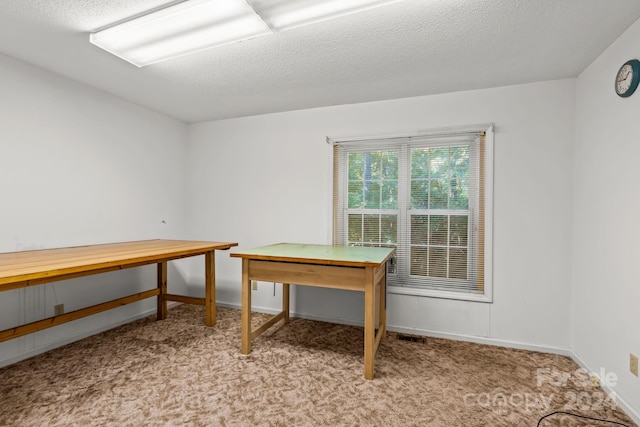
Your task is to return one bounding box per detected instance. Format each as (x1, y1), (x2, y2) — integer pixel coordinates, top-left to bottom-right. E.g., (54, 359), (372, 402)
(573, 18), (640, 420)
(186, 79), (575, 352)
(0, 53), (189, 365)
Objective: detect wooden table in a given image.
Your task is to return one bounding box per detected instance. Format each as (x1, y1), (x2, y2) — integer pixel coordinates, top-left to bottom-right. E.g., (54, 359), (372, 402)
(230, 243), (395, 380)
(0, 239), (237, 343)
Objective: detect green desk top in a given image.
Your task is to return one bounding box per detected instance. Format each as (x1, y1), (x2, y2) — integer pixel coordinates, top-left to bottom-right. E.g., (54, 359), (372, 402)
(230, 243), (395, 268)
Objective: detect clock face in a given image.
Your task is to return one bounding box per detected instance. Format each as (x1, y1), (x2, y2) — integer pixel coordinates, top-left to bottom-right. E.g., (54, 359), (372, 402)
(616, 59), (640, 97)
(616, 64), (633, 94)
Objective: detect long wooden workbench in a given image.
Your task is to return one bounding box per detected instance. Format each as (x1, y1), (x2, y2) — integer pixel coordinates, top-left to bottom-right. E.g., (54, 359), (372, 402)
(0, 239), (237, 343)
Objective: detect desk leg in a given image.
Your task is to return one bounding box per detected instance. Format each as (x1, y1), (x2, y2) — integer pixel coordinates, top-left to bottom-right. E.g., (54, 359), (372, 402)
(241, 258), (252, 354)
(364, 267), (375, 380)
(157, 261), (167, 321)
(205, 251), (216, 327)
(283, 283), (290, 324)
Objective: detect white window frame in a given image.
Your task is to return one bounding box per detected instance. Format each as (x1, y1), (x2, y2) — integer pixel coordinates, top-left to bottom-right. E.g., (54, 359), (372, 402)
(329, 124), (494, 303)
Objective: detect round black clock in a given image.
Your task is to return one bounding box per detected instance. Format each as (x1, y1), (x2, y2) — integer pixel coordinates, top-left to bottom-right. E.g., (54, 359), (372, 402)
(615, 59), (640, 97)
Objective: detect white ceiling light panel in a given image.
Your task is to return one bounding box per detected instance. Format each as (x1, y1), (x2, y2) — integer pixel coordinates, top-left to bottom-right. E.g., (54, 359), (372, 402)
(90, 0), (272, 67)
(90, 0), (404, 66)
(246, 0), (403, 31)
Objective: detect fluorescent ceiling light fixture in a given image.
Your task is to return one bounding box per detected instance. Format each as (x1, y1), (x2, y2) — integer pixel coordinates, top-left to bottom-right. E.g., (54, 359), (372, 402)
(90, 0), (404, 66)
(90, 0), (272, 67)
(247, 0), (403, 31)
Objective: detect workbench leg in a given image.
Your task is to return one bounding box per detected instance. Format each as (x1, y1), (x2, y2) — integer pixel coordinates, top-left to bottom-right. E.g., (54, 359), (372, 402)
(157, 261), (167, 321)
(205, 251), (216, 327)
(364, 267), (375, 380)
(241, 259), (252, 354)
(283, 283), (290, 324)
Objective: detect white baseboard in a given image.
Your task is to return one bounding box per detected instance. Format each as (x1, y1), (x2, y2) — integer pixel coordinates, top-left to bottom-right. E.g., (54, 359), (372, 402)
(387, 324), (572, 356)
(216, 301), (369, 329)
(569, 350), (640, 426)
(216, 301), (572, 356)
(0, 302), (180, 369)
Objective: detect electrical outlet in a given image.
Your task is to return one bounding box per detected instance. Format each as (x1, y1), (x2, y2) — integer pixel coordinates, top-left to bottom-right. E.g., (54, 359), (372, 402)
(631, 353), (638, 377)
(251, 281), (258, 291)
(54, 304), (64, 316)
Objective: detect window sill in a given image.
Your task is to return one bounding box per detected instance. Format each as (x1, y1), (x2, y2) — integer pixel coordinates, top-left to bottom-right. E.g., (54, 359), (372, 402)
(387, 285), (493, 303)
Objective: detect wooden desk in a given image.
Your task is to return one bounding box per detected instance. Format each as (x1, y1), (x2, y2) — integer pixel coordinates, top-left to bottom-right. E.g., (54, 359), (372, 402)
(0, 239), (237, 343)
(230, 243), (395, 380)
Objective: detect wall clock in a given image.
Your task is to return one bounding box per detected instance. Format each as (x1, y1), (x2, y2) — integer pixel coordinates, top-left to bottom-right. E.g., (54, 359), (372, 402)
(615, 59), (640, 97)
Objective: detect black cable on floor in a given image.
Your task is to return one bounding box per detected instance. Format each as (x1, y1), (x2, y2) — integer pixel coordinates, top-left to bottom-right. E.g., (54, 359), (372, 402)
(537, 410), (630, 426)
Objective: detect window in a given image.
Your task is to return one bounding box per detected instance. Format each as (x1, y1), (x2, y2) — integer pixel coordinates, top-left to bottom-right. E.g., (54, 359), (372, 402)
(332, 125), (493, 302)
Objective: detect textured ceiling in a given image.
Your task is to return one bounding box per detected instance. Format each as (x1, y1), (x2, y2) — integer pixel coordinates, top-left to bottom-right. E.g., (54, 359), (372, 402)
(1, 0), (640, 123)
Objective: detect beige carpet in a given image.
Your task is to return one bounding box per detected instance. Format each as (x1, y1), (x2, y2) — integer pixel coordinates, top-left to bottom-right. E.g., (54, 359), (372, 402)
(0, 305), (636, 427)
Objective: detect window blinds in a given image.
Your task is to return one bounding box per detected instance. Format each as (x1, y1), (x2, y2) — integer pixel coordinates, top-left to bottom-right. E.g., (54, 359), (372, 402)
(333, 130), (486, 295)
